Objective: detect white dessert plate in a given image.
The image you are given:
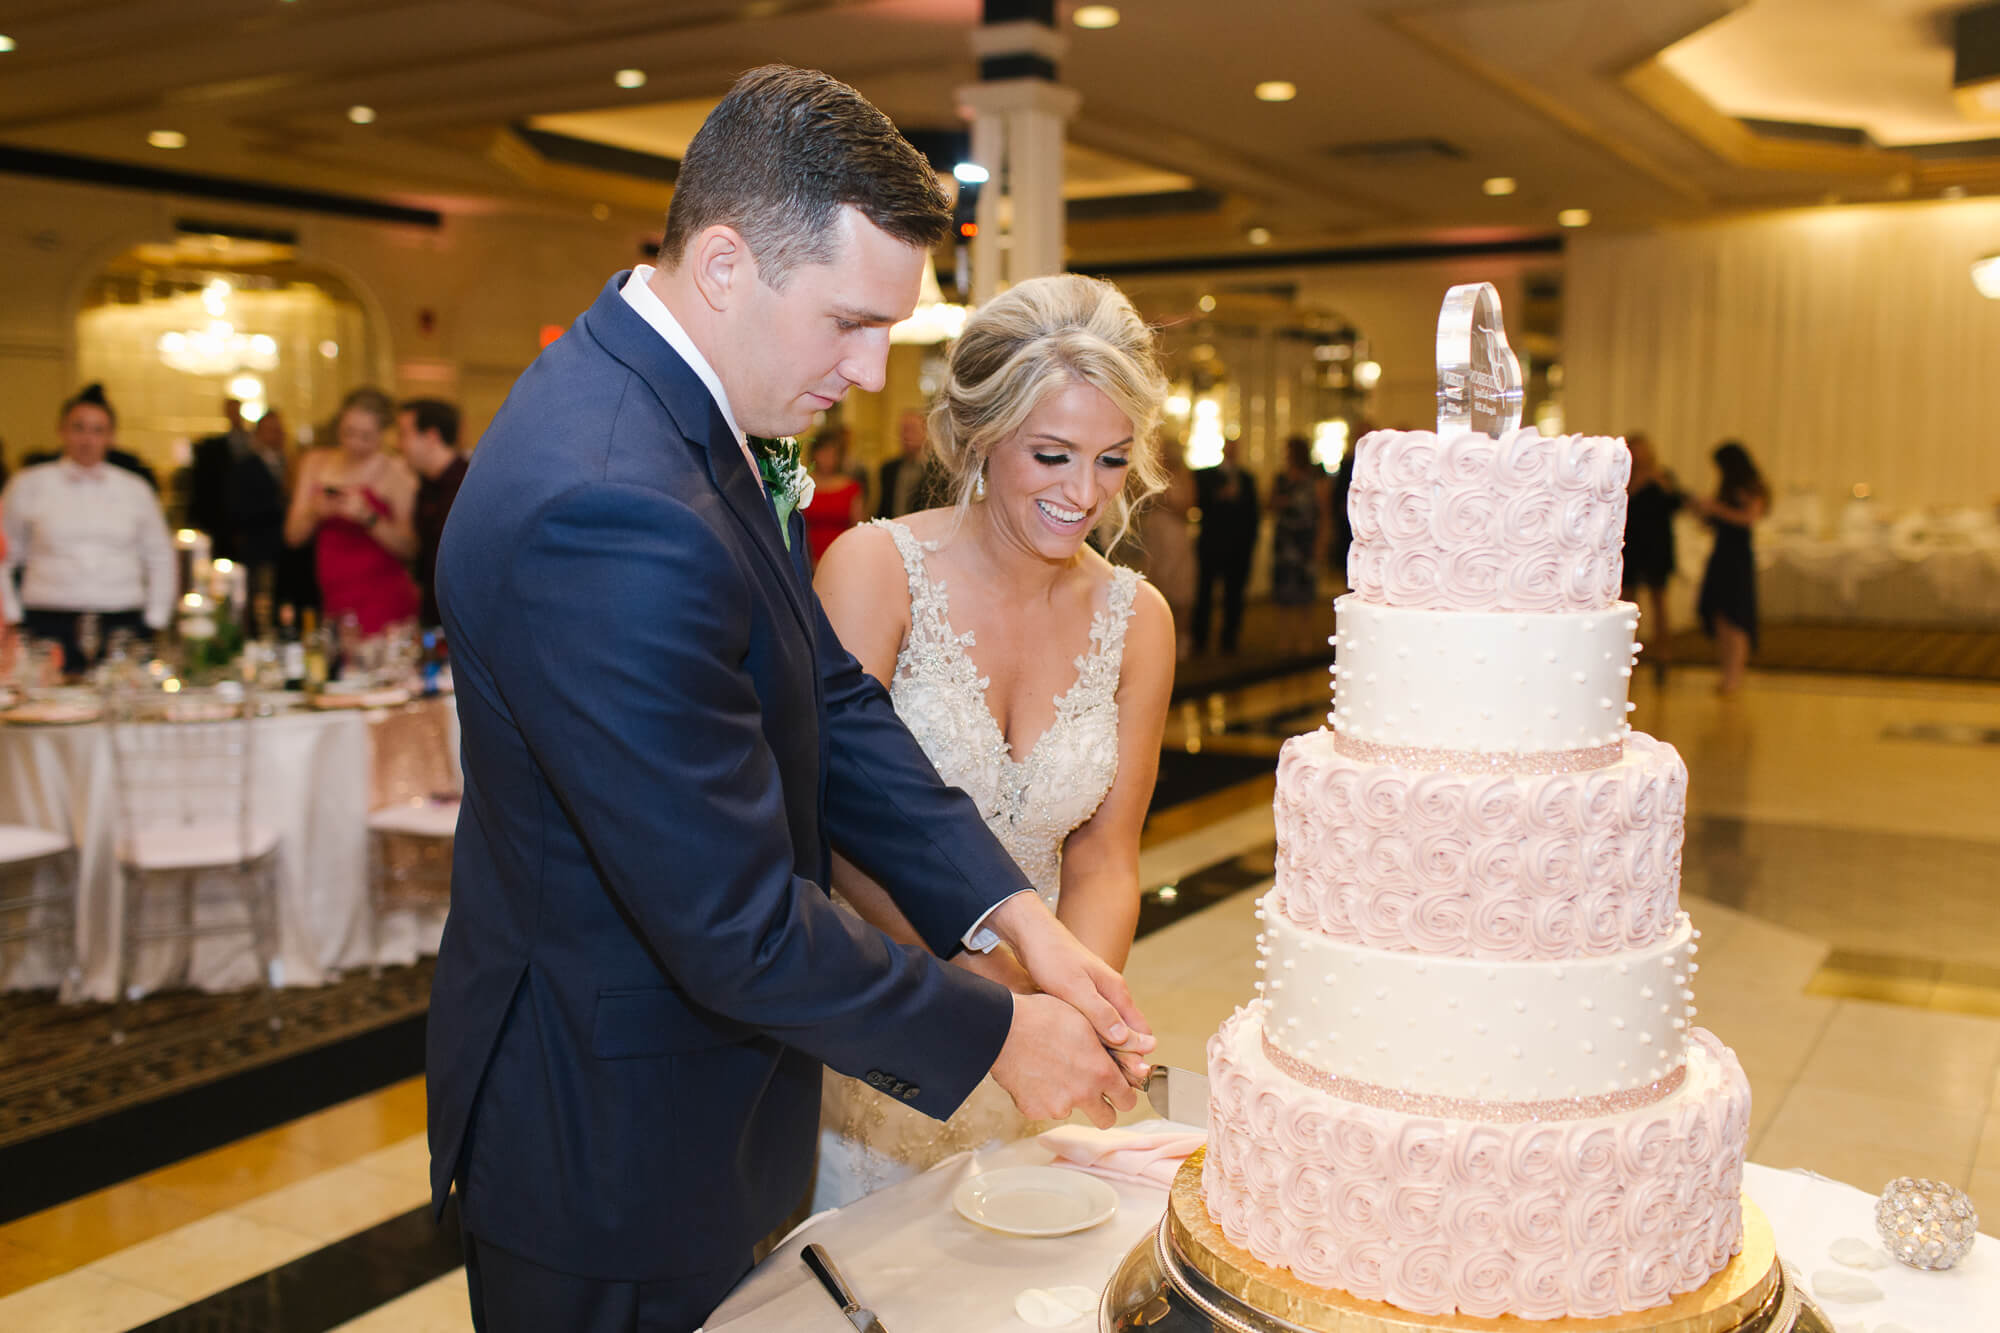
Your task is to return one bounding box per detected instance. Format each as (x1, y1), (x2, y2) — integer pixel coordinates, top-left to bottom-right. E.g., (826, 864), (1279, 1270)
(952, 1166), (1117, 1238)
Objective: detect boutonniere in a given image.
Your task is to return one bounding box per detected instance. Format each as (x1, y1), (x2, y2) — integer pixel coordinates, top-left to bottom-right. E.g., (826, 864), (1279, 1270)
(748, 436), (814, 548)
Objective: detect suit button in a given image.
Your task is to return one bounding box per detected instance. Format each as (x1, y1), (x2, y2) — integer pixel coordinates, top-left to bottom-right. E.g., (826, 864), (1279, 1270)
(865, 1071), (885, 1087)
(902, 1085), (921, 1101)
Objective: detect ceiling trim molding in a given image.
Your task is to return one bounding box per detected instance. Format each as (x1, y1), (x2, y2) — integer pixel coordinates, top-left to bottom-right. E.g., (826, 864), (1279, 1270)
(1081, 234), (1564, 280)
(0, 143), (441, 227)
(1383, 10), (1712, 206)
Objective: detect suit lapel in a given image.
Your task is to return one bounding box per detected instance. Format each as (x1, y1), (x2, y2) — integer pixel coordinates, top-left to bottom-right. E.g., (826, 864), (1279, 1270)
(579, 275), (813, 644)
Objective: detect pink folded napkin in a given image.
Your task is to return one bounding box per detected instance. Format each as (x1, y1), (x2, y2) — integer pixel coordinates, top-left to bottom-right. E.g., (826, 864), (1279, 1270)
(1039, 1124), (1205, 1187)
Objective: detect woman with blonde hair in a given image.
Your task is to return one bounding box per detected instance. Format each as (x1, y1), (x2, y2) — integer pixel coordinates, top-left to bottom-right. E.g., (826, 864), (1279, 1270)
(811, 272), (1176, 1207)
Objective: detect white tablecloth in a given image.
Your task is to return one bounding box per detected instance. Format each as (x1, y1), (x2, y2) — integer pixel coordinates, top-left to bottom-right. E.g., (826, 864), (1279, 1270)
(0, 698), (458, 1001)
(703, 1134), (1999, 1332)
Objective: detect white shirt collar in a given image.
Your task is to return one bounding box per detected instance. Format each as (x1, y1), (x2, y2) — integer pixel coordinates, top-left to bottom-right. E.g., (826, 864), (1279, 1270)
(620, 267), (747, 450)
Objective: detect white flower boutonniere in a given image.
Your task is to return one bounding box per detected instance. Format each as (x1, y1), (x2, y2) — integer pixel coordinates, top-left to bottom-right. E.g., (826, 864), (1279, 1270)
(749, 436), (814, 549)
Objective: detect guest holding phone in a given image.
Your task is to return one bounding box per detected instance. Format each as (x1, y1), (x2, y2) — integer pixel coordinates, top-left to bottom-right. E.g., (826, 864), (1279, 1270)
(284, 387), (420, 634)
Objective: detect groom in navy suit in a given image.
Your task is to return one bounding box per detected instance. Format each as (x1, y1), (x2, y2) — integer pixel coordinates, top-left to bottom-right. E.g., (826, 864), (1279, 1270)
(428, 66), (1153, 1331)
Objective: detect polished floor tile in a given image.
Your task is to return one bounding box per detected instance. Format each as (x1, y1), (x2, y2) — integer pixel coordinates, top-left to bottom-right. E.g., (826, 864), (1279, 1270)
(0, 1179), (212, 1286)
(347, 1133), (433, 1193)
(229, 1162), (431, 1246)
(88, 1210), (321, 1305)
(0, 1235), (70, 1295)
(258, 1078), (428, 1170)
(0, 1264), (181, 1333)
(1790, 1002), (2000, 1110)
(139, 1133), (341, 1214)
(328, 1268), (471, 1333)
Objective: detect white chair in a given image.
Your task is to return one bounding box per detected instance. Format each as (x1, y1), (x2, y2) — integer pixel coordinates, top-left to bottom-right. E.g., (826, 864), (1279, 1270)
(367, 703), (459, 956)
(0, 824), (78, 992)
(108, 704), (281, 1012)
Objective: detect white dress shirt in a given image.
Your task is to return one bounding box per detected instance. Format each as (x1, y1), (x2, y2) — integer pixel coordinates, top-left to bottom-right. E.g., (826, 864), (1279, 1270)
(617, 268), (1025, 952)
(1, 460), (177, 628)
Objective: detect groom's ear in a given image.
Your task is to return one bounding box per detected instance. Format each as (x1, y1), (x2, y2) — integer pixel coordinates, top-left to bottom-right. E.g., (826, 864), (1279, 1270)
(688, 224), (755, 313)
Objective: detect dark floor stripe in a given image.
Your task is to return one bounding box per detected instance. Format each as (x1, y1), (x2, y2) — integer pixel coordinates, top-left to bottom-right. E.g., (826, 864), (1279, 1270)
(126, 1197), (463, 1333)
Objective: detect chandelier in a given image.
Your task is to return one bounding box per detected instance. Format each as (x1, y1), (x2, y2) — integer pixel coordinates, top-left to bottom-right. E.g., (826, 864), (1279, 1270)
(154, 279), (280, 375)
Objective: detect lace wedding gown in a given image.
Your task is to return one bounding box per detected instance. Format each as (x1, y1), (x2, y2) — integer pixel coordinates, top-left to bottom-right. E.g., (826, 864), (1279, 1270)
(812, 519), (1141, 1211)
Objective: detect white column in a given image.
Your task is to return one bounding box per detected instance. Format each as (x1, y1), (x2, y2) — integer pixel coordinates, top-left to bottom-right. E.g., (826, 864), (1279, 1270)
(955, 21), (1080, 303)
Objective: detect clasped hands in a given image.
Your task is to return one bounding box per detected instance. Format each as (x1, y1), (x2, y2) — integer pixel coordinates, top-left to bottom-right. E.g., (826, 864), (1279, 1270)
(967, 892), (1154, 1130)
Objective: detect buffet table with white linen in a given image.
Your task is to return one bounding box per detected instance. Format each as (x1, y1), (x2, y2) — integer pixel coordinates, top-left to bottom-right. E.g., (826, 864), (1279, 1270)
(0, 697), (458, 1001)
(703, 1128), (1998, 1332)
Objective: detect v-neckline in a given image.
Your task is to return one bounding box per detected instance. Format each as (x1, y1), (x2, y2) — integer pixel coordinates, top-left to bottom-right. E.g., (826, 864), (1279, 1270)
(918, 550), (1106, 772)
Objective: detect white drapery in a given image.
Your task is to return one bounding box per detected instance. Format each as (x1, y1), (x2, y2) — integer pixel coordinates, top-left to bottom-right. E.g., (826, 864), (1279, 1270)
(1564, 199), (2000, 515)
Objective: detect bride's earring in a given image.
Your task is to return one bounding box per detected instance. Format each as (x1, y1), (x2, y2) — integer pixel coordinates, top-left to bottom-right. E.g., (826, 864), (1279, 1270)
(973, 469), (987, 501)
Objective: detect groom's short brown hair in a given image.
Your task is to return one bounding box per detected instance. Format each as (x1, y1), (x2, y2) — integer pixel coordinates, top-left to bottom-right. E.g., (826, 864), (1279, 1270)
(660, 64), (952, 288)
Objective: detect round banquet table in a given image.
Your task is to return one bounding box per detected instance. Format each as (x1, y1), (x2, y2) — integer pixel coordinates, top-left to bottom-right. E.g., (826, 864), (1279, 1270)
(0, 696), (459, 1002)
(697, 1132), (1997, 1333)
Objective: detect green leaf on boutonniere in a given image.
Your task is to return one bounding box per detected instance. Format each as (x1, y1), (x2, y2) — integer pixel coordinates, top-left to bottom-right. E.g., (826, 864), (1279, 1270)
(747, 436), (814, 550)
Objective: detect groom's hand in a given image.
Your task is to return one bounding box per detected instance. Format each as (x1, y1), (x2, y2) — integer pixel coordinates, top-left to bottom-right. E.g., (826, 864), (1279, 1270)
(991, 994), (1139, 1129)
(986, 893), (1156, 1058)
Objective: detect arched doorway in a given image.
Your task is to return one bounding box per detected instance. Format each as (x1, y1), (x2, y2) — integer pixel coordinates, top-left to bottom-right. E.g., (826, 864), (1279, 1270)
(74, 233), (385, 499)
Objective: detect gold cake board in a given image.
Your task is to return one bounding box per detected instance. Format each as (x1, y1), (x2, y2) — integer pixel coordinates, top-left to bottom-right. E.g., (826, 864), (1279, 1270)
(1169, 1150), (1780, 1333)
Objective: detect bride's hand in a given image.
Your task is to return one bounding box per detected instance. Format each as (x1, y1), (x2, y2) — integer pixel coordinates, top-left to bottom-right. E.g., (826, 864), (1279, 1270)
(951, 944), (1037, 995)
(985, 892), (1155, 1059)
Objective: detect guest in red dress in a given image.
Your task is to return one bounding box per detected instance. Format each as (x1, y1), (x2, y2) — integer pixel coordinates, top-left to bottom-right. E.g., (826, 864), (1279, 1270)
(283, 387), (420, 634)
(801, 427), (865, 568)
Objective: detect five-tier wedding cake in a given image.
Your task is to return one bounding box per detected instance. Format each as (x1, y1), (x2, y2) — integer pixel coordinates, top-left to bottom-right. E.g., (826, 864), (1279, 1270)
(1198, 412), (1753, 1320)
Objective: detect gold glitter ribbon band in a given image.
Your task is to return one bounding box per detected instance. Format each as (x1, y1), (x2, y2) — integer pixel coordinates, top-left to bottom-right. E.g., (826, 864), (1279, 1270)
(1332, 730), (1624, 775)
(1261, 1034), (1686, 1123)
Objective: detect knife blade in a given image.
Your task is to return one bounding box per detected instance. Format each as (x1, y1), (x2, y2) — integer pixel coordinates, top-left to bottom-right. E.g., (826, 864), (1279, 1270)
(801, 1242), (886, 1333)
(1142, 1063), (1210, 1129)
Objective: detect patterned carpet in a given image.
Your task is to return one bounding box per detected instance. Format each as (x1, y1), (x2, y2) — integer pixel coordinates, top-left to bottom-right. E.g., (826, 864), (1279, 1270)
(1658, 622), (2000, 681)
(0, 961), (434, 1152)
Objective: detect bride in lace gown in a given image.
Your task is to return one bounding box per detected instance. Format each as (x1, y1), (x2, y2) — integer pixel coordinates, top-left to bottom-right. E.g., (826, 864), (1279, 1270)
(808, 274), (1178, 1210)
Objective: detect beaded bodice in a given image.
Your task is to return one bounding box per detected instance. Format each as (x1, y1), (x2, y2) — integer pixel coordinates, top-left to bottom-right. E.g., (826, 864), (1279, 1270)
(875, 519), (1137, 908)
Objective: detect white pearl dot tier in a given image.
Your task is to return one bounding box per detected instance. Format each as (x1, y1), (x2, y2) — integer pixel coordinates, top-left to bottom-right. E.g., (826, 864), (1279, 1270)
(1330, 596), (1639, 755)
(1258, 909), (1697, 1102)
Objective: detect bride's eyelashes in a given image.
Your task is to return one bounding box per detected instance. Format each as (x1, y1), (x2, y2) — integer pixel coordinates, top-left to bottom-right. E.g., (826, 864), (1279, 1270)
(1030, 452), (1131, 470)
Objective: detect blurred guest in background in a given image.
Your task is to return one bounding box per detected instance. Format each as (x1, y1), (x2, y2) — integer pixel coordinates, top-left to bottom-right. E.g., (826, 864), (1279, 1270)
(875, 408), (940, 518)
(21, 386), (159, 492)
(1, 384), (175, 671)
(399, 397), (467, 629)
(226, 406), (292, 630)
(802, 426), (865, 566)
(1327, 426), (1361, 587)
(188, 397), (253, 557)
(1139, 448), (1196, 660)
(1693, 440), (1768, 696)
(1192, 437), (1259, 654)
(285, 386), (420, 634)
(1621, 431), (1684, 683)
(1268, 434), (1328, 656)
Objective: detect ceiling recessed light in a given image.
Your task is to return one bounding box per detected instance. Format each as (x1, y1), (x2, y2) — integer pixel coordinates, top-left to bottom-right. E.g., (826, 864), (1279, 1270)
(0, 35), (16, 53)
(591, 203), (611, 221)
(614, 68), (647, 90)
(1557, 208), (1591, 228)
(1246, 226), (1272, 246)
(1483, 176), (1517, 197)
(952, 162), (989, 185)
(1073, 5), (1120, 28)
(1255, 81), (1296, 103)
(1197, 294), (1216, 313)
(347, 105), (376, 125)
(148, 130), (187, 150)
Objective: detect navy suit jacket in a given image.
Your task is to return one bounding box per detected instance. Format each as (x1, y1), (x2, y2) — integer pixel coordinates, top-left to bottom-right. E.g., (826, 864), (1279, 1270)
(427, 273), (1021, 1281)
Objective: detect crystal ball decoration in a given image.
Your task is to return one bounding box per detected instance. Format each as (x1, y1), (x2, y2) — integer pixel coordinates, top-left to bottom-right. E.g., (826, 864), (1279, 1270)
(1874, 1176), (1978, 1270)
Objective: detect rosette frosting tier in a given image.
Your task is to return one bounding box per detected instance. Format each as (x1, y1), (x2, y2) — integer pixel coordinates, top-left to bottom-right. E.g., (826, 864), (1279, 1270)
(1201, 424), (1751, 1323)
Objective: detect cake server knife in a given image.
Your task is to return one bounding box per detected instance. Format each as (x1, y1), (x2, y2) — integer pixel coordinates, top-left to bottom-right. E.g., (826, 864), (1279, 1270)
(801, 1243), (886, 1333)
(1142, 1064), (1210, 1129)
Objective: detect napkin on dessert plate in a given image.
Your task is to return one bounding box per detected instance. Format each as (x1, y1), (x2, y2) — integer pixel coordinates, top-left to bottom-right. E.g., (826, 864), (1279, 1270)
(1038, 1122), (1205, 1187)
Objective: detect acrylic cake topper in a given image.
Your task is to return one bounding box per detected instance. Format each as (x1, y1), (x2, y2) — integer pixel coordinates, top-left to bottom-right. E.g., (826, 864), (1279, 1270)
(1436, 282), (1524, 439)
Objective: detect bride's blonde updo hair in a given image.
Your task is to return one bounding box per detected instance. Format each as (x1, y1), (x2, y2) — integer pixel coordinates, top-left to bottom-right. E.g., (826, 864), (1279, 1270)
(929, 273), (1170, 546)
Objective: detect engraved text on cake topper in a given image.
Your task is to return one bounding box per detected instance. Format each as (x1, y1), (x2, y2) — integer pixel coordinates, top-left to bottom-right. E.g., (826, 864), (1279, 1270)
(1436, 281), (1524, 439)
